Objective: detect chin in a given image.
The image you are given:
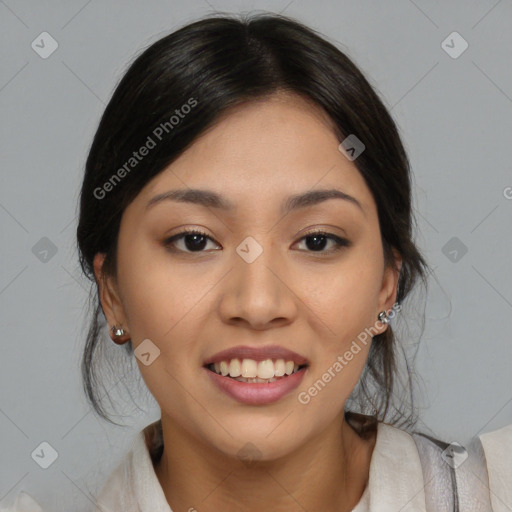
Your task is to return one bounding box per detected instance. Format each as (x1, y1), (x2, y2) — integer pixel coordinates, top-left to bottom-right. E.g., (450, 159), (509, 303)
(204, 419), (307, 463)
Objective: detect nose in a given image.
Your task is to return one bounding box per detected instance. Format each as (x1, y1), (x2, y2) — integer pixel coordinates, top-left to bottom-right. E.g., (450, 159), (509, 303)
(218, 240), (298, 330)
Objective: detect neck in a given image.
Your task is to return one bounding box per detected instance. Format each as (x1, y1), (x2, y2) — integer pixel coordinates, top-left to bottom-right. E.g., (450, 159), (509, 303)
(153, 412), (377, 512)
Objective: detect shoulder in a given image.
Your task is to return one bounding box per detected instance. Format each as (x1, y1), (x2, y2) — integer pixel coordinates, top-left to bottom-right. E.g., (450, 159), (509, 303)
(0, 492), (44, 512)
(405, 421), (512, 511)
(479, 423), (512, 511)
(479, 422), (512, 461)
(94, 439), (138, 510)
(364, 419), (510, 511)
(95, 420), (170, 511)
(359, 420), (428, 510)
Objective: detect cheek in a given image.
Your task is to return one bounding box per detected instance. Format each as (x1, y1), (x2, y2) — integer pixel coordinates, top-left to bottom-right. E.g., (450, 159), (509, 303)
(306, 256), (383, 341)
(116, 235), (201, 340)
(116, 242), (202, 415)
(302, 246), (383, 395)
(296, 337), (371, 424)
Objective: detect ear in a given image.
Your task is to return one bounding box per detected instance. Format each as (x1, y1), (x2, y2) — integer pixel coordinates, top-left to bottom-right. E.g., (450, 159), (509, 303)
(93, 253), (129, 340)
(375, 249), (402, 333)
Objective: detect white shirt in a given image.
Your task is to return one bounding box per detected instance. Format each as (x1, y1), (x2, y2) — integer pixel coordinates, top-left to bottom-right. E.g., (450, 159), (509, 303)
(4, 421), (511, 511)
(94, 420), (512, 512)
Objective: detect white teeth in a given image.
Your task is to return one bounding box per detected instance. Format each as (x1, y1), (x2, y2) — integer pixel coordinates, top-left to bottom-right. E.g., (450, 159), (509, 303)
(241, 359), (258, 378)
(209, 357), (305, 379)
(220, 361), (229, 376)
(257, 359), (274, 379)
(274, 359), (285, 376)
(228, 358), (241, 377)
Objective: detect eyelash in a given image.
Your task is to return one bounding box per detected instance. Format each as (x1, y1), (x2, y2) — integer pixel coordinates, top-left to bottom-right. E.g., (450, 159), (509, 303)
(164, 228), (351, 255)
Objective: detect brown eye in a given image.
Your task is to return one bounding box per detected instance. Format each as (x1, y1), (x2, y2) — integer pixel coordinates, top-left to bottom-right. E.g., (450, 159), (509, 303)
(164, 230), (220, 253)
(295, 230), (351, 254)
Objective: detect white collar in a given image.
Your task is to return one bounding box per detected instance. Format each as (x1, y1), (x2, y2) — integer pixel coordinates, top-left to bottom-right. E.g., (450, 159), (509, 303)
(98, 420), (427, 512)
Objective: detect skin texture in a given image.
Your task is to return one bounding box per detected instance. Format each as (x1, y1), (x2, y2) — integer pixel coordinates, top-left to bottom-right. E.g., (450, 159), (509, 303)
(94, 92), (401, 512)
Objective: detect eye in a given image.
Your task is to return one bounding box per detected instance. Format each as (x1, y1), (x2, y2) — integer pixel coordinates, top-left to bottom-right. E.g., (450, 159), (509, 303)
(164, 229), (220, 253)
(163, 229), (351, 254)
(295, 230), (351, 254)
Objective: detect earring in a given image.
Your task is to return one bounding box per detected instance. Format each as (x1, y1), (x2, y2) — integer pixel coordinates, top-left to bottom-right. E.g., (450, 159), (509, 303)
(110, 325), (129, 345)
(377, 311), (389, 324)
(111, 325), (124, 337)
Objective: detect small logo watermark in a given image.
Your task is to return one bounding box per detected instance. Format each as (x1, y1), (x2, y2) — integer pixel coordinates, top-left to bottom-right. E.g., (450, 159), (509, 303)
(31, 441), (58, 469)
(236, 236), (263, 264)
(338, 134), (365, 161)
(441, 32), (468, 59)
(237, 442), (262, 468)
(31, 32), (58, 59)
(441, 442), (468, 468)
(32, 237), (58, 263)
(442, 236), (468, 263)
(134, 338), (161, 366)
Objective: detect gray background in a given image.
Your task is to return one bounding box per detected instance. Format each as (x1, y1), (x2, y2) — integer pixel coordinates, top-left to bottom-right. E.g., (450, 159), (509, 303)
(1, 0), (511, 510)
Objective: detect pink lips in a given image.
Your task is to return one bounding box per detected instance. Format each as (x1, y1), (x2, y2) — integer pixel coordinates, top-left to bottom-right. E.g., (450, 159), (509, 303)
(204, 365), (308, 405)
(203, 345), (309, 405)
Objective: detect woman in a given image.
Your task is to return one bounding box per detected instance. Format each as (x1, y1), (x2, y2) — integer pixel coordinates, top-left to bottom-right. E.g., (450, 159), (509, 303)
(69, 12), (510, 512)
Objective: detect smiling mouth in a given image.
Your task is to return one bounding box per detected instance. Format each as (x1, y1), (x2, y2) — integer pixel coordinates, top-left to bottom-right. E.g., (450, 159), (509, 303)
(205, 358), (308, 383)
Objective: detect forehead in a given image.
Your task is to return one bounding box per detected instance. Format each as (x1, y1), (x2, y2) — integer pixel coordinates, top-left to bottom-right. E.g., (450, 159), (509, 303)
(138, 93), (375, 217)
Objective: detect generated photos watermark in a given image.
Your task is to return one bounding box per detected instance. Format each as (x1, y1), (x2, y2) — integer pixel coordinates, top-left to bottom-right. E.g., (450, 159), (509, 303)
(93, 97), (198, 200)
(297, 302), (401, 405)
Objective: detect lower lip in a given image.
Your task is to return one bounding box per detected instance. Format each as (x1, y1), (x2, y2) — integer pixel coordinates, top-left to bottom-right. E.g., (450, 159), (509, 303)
(204, 366), (307, 405)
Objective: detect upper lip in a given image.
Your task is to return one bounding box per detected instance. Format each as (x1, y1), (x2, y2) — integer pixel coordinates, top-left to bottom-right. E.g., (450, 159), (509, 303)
(204, 345), (309, 366)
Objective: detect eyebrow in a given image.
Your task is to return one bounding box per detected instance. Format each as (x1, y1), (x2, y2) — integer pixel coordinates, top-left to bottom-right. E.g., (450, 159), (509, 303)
(146, 187), (364, 215)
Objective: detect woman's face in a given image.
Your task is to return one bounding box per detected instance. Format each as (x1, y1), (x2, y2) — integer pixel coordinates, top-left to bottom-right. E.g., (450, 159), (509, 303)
(95, 93), (400, 460)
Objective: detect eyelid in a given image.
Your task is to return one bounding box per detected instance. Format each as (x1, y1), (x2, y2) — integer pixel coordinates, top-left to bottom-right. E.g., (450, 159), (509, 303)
(163, 227), (351, 254)
(164, 228), (220, 248)
(294, 229), (351, 253)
